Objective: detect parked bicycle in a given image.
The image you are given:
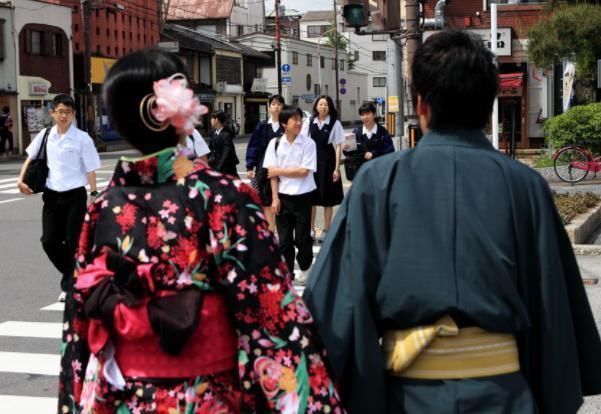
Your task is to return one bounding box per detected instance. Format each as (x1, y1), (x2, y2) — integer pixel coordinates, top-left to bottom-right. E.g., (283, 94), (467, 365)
(553, 144), (601, 183)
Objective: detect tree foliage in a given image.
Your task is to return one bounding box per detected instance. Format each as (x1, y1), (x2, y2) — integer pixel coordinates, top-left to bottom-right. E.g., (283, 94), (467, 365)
(544, 103), (601, 150)
(527, 4), (601, 78)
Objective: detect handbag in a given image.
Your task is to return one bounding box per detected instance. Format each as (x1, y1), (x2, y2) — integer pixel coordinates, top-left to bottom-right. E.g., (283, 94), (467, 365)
(254, 136), (282, 202)
(24, 128), (50, 193)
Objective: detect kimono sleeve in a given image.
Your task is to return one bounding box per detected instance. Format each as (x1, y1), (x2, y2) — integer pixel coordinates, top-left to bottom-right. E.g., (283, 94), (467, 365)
(512, 171), (601, 414)
(303, 161), (391, 413)
(209, 184), (345, 413)
(57, 203), (98, 413)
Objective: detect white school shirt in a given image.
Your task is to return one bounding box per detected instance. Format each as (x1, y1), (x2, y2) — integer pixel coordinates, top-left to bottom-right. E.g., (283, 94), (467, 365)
(262, 133), (317, 196)
(300, 115), (345, 145)
(186, 129), (210, 157)
(362, 124), (378, 140)
(268, 118), (281, 133)
(26, 124), (101, 192)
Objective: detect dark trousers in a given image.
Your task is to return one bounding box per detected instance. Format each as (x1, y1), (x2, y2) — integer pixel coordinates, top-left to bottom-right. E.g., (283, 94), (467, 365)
(41, 187), (87, 292)
(0, 131), (12, 154)
(276, 192), (313, 275)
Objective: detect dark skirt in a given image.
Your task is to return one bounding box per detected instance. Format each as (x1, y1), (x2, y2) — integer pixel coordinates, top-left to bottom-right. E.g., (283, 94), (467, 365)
(313, 143), (344, 207)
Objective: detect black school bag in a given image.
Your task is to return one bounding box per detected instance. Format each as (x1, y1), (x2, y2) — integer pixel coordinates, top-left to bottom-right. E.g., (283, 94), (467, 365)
(254, 135), (282, 202)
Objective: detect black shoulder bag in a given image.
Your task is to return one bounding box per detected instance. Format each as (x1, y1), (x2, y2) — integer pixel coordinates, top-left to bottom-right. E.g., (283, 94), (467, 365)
(24, 128), (50, 193)
(255, 135), (282, 202)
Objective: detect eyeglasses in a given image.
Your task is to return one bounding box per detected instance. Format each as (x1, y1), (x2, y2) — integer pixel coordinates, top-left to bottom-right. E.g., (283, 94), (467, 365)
(54, 110), (73, 116)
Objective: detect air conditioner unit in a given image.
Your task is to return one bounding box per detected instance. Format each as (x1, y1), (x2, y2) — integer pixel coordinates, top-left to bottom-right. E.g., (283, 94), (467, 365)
(217, 81), (227, 93)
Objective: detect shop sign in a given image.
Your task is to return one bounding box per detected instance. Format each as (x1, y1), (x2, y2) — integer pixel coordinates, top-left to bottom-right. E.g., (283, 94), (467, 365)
(470, 28), (512, 56)
(30, 83), (49, 96)
(388, 96), (399, 113)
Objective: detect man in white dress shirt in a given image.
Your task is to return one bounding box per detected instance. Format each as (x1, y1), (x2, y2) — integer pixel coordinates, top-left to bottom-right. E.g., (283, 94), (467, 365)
(17, 94), (101, 302)
(263, 106), (317, 285)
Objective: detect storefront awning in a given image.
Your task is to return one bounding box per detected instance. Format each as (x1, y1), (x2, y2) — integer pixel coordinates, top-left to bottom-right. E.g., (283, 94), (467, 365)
(499, 73), (524, 89)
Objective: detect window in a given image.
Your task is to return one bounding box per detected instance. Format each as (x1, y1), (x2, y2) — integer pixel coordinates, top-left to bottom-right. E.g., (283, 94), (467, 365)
(373, 77), (386, 87)
(314, 84), (321, 95)
(307, 25), (329, 38)
(237, 25), (244, 36)
(74, 24), (79, 32)
(106, 28), (110, 37)
(320, 56), (325, 68)
(0, 19), (5, 60)
(49, 33), (63, 56)
(331, 58), (335, 69)
(372, 33), (388, 41)
(340, 59), (344, 71)
(292, 51), (298, 64)
(96, 45), (100, 53)
(106, 45), (110, 54)
(354, 50), (359, 61)
(307, 53), (312, 67)
(96, 27), (100, 35)
(114, 46), (118, 55)
(373, 51), (386, 61)
(29, 30), (42, 55)
(114, 30), (118, 38)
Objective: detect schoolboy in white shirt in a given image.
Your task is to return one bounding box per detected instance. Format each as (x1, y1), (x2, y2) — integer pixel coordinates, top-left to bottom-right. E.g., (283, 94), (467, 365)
(17, 94), (101, 302)
(263, 106), (317, 285)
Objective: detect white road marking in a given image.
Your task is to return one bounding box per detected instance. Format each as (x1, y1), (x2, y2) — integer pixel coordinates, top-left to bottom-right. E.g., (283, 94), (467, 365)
(0, 321), (62, 339)
(0, 395), (57, 414)
(0, 198), (23, 204)
(40, 302), (65, 312)
(0, 178), (16, 184)
(0, 352), (60, 375)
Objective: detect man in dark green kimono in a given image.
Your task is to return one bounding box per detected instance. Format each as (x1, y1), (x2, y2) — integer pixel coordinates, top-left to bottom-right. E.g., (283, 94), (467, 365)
(303, 30), (601, 414)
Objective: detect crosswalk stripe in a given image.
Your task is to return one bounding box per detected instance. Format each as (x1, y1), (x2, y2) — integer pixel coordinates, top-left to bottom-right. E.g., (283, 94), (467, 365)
(0, 321), (62, 339)
(0, 178), (16, 184)
(0, 198), (23, 204)
(0, 352), (60, 376)
(41, 302), (65, 312)
(0, 395), (57, 414)
(0, 182), (16, 189)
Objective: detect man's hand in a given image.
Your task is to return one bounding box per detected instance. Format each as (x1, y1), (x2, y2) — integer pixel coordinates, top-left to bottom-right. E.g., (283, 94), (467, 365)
(267, 167), (280, 179)
(343, 143), (350, 151)
(333, 169), (341, 182)
(271, 197), (281, 215)
(365, 152), (374, 160)
(17, 180), (33, 195)
(247, 169), (255, 179)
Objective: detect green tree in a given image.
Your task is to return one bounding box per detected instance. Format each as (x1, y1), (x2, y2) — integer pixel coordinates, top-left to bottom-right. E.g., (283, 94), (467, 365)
(527, 4), (601, 104)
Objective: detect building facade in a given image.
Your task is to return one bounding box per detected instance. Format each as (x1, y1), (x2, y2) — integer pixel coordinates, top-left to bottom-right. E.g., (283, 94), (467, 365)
(237, 33), (367, 124)
(0, 1), (18, 139)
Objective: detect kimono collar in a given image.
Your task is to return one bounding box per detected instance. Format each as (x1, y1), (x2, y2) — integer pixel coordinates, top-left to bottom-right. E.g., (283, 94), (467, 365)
(418, 128), (493, 149)
(112, 147), (201, 186)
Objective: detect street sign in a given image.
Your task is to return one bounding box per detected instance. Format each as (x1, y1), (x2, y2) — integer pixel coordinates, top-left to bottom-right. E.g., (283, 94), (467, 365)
(340, 78), (346, 85)
(282, 76), (292, 84)
(375, 97), (384, 104)
(281, 64), (291, 73)
(340, 88), (347, 95)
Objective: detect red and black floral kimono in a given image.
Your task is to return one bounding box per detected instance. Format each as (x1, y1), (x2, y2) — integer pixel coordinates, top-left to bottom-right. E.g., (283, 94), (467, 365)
(58, 147), (345, 414)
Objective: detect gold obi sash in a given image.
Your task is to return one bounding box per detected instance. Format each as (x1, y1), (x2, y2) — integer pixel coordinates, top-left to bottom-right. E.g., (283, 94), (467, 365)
(383, 315), (520, 380)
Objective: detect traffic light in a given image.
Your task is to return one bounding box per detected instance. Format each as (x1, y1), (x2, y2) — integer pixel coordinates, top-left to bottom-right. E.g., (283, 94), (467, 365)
(342, 0), (369, 29)
(342, 0), (401, 32)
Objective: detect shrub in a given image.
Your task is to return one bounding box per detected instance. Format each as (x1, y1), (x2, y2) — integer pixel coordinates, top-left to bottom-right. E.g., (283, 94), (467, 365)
(553, 191), (601, 224)
(544, 103), (601, 151)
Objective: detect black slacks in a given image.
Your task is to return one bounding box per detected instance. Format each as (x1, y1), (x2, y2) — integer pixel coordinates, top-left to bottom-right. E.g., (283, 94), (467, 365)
(41, 187), (87, 292)
(276, 192), (313, 275)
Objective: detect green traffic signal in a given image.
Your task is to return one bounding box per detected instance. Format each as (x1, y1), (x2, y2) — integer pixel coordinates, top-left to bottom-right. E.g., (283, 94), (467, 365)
(343, 4), (367, 28)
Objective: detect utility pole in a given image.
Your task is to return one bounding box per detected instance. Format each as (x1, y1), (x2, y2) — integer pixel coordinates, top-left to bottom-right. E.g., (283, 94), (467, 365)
(333, 0), (340, 114)
(405, 0), (421, 118)
(81, 0), (93, 135)
(275, 0), (282, 96)
(390, 36), (404, 146)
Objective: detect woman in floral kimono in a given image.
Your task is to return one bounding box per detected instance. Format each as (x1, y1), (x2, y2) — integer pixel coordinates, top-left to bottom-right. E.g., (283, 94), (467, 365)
(57, 48), (344, 414)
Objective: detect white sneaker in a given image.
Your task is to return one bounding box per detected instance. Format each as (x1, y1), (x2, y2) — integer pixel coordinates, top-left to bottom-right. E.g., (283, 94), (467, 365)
(58, 291), (67, 302)
(318, 230), (327, 243)
(294, 268), (311, 286)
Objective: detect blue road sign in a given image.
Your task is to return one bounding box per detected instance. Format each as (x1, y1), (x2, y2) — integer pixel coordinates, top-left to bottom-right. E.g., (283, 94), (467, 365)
(281, 64), (291, 72)
(375, 97), (384, 104)
(282, 76), (292, 83)
(340, 87), (347, 95)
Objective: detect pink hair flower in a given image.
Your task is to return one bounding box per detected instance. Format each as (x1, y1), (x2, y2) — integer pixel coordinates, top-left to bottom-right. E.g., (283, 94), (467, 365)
(150, 73), (209, 135)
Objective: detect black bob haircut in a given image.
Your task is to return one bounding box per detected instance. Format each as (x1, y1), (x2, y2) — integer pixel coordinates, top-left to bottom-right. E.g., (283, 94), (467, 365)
(268, 95), (285, 105)
(103, 48), (188, 154)
(359, 102), (377, 115)
(411, 30), (498, 130)
(311, 95), (338, 124)
(279, 105), (303, 127)
(52, 94), (76, 110)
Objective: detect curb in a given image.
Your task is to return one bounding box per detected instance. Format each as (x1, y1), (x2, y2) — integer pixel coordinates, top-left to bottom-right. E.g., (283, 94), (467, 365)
(565, 203), (601, 245)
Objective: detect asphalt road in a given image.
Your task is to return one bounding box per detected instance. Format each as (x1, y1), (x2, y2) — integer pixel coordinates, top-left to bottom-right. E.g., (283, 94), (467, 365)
(0, 144), (599, 412)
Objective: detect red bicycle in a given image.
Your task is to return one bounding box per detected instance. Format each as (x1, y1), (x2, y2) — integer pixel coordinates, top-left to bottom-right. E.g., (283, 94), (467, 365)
(553, 145), (601, 183)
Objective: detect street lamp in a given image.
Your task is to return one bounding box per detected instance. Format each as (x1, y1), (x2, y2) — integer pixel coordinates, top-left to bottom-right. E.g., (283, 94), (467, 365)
(317, 27), (337, 89)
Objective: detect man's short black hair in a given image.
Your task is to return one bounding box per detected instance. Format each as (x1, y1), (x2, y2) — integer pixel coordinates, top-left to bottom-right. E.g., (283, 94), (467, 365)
(268, 94), (285, 105)
(279, 105), (303, 126)
(2, 106), (9, 114)
(359, 102), (377, 115)
(411, 30), (498, 130)
(52, 94), (76, 110)
(211, 110), (227, 125)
